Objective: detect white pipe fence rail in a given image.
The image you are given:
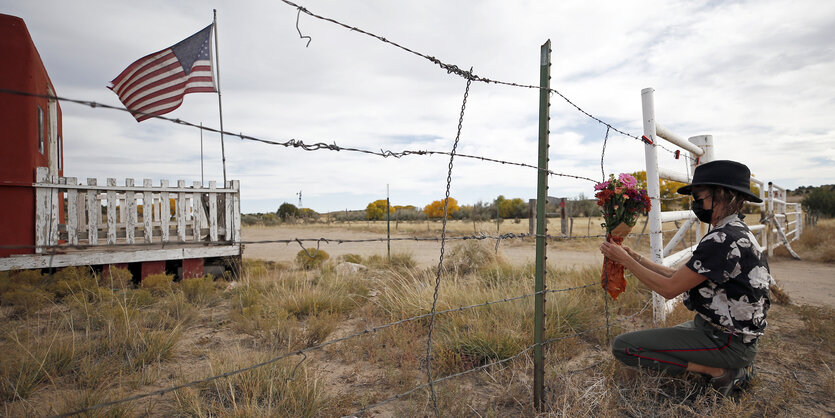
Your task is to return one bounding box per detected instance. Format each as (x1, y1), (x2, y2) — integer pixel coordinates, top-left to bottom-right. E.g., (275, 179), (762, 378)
(640, 88), (802, 324)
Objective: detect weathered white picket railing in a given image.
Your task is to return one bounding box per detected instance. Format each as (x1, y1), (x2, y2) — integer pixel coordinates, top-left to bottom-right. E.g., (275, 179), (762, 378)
(0, 167), (241, 271)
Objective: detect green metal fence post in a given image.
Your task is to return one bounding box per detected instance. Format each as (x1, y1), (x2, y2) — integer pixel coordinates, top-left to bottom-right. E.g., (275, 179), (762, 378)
(533, 39), (551, 412)
(387, 184), (391, 262)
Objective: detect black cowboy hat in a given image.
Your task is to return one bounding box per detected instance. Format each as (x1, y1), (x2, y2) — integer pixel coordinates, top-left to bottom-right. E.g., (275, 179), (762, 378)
(677, 160), (762, 203)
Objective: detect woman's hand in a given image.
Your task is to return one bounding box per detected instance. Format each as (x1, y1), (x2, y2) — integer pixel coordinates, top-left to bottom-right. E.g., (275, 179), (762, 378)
(600, 241), (633, 266)
(622, 246), (640, 262)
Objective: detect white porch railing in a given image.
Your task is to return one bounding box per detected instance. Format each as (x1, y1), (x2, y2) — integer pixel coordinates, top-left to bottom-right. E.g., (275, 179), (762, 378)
(33, 167), (241, 253)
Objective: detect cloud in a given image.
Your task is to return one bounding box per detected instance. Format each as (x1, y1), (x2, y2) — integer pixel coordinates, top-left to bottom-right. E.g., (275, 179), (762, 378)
(4, 0), (833, 214)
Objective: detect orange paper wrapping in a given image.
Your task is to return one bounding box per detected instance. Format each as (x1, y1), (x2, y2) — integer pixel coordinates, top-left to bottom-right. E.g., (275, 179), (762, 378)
(602, 222), (633, 300)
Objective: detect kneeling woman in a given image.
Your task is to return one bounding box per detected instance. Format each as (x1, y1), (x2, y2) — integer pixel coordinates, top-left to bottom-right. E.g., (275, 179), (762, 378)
(599, 160), (774, 395)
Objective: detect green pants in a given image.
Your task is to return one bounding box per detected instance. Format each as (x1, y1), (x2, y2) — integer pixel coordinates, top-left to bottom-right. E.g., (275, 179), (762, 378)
(612, 315), (757, 374)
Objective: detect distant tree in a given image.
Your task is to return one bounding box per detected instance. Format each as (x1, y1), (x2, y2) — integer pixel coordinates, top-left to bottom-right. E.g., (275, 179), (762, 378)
(395, 207), (426, 221)
(277, 202), (300, 220)
(802, 187), (835, 217)
(299, 208), (319, 220)
(366, 199), (394, 220)
(424, 197), (460, 219)
(496, 196), (527, 219)
(571, 193), (599, 217)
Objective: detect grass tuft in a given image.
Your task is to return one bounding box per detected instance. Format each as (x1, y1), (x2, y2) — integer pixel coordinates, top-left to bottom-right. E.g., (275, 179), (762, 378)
(172, 347), (323, 417)
(140, 273), (174, 295)
(296, 248), (330, 270)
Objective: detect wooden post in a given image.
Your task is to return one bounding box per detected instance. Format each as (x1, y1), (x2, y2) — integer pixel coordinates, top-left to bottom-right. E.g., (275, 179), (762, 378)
(209, 181), (218, 242)
(193, 181), (202, 241)
(160, 180), (170, 243)
(177, 180), (187, 242)
(126, 178), (137, 244)
(224, 181), (233, 241)
(107, 178), (117, 245)
(143, 179), (154, 243)
(232, 180), (241, 243)
(66, 177), (79, 245)
(529, 198), (536, 235)
(34, 168), (50, 253)
(86, 178), (98, 245)
(560, 198), (567, 235)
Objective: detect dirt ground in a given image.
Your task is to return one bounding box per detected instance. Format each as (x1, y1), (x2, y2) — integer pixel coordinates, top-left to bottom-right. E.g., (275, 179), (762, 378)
(243, 223), (833, 308)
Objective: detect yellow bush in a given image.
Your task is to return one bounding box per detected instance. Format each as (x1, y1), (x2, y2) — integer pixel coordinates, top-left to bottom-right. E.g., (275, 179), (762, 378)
(180, 276), (219, 306)
(100, 267), (133, 290)
(141, 273), (174, 295)
(48, 266), (98, 299)
(296, 248), (329, 270)
(424, 197), (460, 219)
(1, 287), (52, 316)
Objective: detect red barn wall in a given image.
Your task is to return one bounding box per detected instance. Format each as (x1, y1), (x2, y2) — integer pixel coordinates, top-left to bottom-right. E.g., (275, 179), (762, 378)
(0, 14), (63, 257)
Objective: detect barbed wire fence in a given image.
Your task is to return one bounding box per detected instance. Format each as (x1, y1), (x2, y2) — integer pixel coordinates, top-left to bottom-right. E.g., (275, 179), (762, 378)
(0, 2), (701, 416)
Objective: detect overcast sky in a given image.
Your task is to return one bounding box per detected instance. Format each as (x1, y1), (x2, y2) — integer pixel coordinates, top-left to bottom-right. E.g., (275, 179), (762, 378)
(5, 0), (834, 213)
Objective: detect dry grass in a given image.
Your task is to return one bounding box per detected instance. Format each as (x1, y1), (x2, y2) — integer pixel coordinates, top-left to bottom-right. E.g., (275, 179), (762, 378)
(773, 217), (835, 262)
(1, 239), (832, 416)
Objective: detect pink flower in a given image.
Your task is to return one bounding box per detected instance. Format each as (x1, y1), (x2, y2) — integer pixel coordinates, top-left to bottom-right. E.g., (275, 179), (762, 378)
(619, 173), (637, 188)
(594, 181), (610, 191)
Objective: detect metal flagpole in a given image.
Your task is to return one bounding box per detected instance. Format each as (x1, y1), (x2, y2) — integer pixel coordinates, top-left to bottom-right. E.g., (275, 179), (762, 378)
(200, 122), (204, 186)
(213, 9), (227, 185)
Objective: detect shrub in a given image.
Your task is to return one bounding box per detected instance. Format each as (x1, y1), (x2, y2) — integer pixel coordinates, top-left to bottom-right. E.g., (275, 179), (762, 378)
(802, 187), (835, 217)
(241, 213), (260, 226)
(296, 248), (330, 270)
(46, 266), (99, 300)
(278, 202), (300, 220)
(172, 348), (323, 417)
(390, 252), (417, 269)
(444, 241), (501, 275)
(1, 287), (52, 316)
(340, 254), (363, 264)
(127, 288), (155, 308)
(180, 276), (219, 306)
(100, 267), (133, 290)
(141, 273), (174, 295)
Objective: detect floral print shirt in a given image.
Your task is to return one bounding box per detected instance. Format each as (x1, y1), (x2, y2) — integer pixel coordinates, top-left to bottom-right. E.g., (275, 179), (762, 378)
(683, 214), (774, 344)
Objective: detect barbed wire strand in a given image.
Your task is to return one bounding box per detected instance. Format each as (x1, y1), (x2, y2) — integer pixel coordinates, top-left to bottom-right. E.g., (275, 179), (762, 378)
(0, 88), (599, 183)
(1, 4), (692, 413)
(425, 71), (472, 417)
(600, 126), (610, 183)
(0, 228), (697, 253)
(278, 0), (691, 160)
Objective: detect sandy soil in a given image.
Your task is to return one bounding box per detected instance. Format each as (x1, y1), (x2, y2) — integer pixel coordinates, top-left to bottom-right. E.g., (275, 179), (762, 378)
(242, 225), (603, 270)
(769, 259), (834, 307)
(243, 224), (833, 307)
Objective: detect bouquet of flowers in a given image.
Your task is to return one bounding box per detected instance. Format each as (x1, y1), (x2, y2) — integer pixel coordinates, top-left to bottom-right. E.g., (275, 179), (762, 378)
(595, 173), (651, 299)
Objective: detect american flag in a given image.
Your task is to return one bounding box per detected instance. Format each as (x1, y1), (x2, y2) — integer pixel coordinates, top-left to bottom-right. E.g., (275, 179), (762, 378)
(109, 24), (216, 122)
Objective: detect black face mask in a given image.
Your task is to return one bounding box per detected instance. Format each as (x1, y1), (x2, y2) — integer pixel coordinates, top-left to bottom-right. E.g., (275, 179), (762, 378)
(692, 197), (713, 224)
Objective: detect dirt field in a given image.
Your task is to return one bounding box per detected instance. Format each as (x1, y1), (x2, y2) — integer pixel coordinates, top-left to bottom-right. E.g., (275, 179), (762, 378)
(243, 222), (834, 307)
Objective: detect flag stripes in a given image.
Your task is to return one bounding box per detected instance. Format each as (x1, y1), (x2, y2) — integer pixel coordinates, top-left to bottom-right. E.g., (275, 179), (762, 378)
(109, 24), (216, 122)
